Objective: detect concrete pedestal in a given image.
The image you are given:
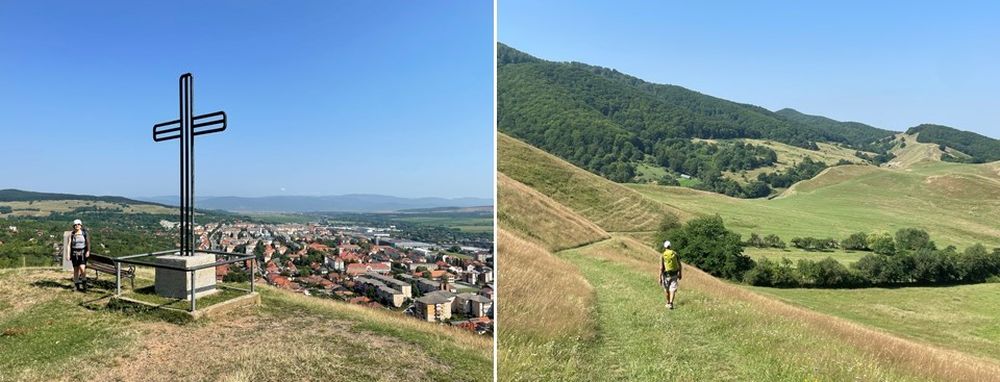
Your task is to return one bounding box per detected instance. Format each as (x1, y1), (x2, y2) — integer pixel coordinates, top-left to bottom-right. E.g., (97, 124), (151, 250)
(155, 253), (218, 299)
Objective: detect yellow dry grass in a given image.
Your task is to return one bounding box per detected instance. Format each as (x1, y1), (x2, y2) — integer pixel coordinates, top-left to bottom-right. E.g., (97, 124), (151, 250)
(498, 173), (609, 252)
(0, 200), (174, 218)
(498, 133), (689, 232)
(497, 229), (593, 341)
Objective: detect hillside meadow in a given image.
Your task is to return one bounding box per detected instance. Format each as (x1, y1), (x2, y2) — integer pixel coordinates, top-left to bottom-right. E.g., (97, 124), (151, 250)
(498, 133), (1000, 381)
(630, 160), (1000, 249)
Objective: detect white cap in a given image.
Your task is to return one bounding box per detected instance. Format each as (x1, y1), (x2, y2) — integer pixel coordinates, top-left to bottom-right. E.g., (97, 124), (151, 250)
(73, 219), (83, 225)
(663, 240), (671, 249)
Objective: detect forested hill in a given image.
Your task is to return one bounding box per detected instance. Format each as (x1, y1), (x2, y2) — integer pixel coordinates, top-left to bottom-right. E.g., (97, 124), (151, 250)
(906, 124), (1000, 163)
(497, 43), (898, 185)
(774, 108), (896, 151)
(0, 189), (169, 208)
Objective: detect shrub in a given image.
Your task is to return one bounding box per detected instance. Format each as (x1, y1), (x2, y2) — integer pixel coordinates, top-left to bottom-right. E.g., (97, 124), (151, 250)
(798, 258), (861, 287)
(868, 232), (896, 255)
(764, 234), (786, 248)
(895, 228), (935, 252)
(841, 232), (870, 251)
(744, 258), (799, 287)
(667, 215), (754, 280)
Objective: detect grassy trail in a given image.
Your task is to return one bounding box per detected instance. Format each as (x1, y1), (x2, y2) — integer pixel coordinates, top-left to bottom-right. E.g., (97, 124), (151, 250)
(542, 236), (1000, 381)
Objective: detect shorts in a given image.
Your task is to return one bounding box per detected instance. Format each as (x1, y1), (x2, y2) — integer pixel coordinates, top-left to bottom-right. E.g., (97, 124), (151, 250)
(661, 273), (679, 292)
(70, 250), (87, 267)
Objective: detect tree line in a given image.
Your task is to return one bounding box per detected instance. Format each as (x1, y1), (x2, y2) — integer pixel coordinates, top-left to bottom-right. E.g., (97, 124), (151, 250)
(658, 216), (1000, 288)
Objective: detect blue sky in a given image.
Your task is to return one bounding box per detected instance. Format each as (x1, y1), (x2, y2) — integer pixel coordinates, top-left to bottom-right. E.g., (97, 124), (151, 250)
(500, 0), (1000, 139)
(0, 1), (493, 199)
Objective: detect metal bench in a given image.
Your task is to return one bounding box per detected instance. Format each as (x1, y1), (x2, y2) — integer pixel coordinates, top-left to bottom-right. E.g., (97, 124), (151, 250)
(89, 254), (135, 290)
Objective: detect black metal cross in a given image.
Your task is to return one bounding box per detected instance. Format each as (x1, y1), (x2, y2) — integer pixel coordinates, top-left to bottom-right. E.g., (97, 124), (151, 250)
(152, 73), (227, 256)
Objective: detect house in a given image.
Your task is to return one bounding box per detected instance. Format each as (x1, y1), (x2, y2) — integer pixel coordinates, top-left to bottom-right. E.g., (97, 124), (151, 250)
(413, 293), (453, 322)
(345, 262), (391, 276)
(325, 256), (345, 271)
(407, 262), (438, 272)
(364, 272), (412, 298)
(453, 292), (493, 317)
(353, 276), (406, 308)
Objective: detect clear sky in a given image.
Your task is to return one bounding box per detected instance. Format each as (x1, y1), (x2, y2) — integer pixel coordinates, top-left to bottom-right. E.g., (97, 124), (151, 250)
(0, 1), (493, 199)
(500, 0), (1000, 139)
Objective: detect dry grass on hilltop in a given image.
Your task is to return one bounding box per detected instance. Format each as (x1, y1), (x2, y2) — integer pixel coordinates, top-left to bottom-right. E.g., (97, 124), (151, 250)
(498, 133), (688, 232)
(496, 229), (593, 341)
(498, 173), (609, 252)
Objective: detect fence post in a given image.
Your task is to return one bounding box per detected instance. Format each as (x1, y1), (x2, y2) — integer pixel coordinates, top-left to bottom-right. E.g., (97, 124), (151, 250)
(190, 270), (196, 312)
(115, 261), (121, 296)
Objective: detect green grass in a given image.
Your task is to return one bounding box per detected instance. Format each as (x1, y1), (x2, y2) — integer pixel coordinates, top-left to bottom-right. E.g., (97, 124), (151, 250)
(120, 283), (251, 311)
(499, 238), (927, 381)
(749, 282), (1000, 362)
(630, 161), (1000, 249)
(746, 247), (867, 266)
(633, 162), (667, 183)
(395, 216), (494, 233)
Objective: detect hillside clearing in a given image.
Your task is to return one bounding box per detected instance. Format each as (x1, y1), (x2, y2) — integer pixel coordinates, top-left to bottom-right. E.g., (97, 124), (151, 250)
(0, 200), (175, 218)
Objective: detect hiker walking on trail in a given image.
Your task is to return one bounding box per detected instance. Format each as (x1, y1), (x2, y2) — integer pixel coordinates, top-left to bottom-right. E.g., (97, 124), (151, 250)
(660, 240), (682, 309)
(69, 219), (90, 292)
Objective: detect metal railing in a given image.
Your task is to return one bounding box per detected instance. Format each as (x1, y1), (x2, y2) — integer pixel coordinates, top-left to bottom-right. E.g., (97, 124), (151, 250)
(112, 249), (256, 312)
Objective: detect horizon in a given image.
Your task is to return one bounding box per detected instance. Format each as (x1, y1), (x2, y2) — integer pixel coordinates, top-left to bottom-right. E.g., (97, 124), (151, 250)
(0, 1), (493, 199)
(500, 0), (1000, 139)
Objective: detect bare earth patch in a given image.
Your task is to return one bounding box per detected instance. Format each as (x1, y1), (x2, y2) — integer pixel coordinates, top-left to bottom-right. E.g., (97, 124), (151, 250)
(86, 306), (449, 382)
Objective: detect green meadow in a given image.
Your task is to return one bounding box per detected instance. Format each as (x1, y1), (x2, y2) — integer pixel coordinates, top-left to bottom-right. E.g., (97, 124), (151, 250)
(750, 282), (1000, 361)
(630, 160), (1000, 249)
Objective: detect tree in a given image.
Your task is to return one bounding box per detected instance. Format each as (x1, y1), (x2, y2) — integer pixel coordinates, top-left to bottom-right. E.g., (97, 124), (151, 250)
(764, 234), (785, 248)
(666, 215), (754, 280)
(895, 228), (934, 252)
(868, 232), (895, 255)
(841, 232), (869, 251)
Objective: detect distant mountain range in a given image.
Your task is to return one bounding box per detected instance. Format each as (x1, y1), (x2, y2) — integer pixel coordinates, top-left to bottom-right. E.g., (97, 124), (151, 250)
(0, 189), (491, 213)
(133, 194), (493, 213)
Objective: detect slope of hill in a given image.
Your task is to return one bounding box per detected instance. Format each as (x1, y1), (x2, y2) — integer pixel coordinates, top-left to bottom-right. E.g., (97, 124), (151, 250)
(498, 173), (608, 251)
(498, 133), (687, 232)
(632, 161), (1000, 249)
(497, 44), (896, 186)
(0, 268), (491, 381)
(498, 138), (1000, 381)
(692, 138), (871, 185)
(0, 189), (170, 208)
(775, 108), (896, 150)
(907, 124), (1000, 163)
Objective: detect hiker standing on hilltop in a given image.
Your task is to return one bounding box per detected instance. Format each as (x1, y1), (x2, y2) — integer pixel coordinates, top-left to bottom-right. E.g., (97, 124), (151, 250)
(69, 219), (90, 292)
(660, 240), (682, 310)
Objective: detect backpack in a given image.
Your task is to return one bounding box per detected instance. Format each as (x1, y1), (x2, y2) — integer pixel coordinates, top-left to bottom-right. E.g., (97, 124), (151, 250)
(71, 228), (89, 251)
(662, 249), (680, 273)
